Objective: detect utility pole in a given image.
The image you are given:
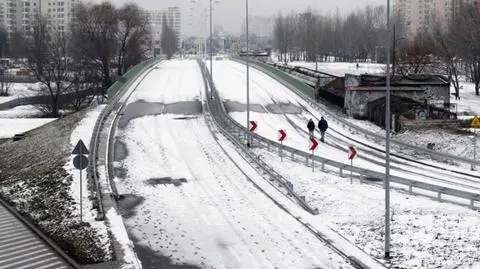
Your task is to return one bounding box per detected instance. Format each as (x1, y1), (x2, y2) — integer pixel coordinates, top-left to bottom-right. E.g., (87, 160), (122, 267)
(384, 0), (392, 260)
(392, 24), (396, 77)
(246, 0), (250, 147)
(209, 0), (213, 99)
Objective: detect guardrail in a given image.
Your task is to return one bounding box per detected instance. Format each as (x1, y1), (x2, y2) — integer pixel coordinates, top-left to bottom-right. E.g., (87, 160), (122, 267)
(211, 58), (480, 209)
(237, 57), (480, 168)
(198, 60), (320, 215)
(88, 57), (161, 220)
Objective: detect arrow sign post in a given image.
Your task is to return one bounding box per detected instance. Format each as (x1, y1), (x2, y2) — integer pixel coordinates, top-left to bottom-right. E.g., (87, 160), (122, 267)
(278, 129), (287, 162)
(309, 136), (318, 171)
(472, 116), (480, 171)
(249, 120), (257, 132)
(72, 139), (89, 223)
(247, 121), (257, 147)
(348, 145), (358, 184)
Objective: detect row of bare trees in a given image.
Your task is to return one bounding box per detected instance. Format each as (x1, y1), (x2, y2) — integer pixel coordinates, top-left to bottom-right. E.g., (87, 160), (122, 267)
(273, 4), (480, 96)
(17, 1), (152, 116)
(273, 6), (387, 63)
(394, 4), (480, 96)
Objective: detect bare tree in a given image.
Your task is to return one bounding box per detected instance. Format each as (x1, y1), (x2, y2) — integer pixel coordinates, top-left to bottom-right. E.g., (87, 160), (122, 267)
(451, 3), (480, 95)
(24, 16), (74, 117)
(274, 13), (288, 63)
(116, 3), (151, 76)
(395, 32), (436, 76)
(160, 15), (178, 59)
(434, 24), (461, 99)
(72, 2), (118, 93)
(272, 5), (388, 64)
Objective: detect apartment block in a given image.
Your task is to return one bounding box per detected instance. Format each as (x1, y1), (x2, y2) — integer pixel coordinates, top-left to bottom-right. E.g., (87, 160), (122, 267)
(394, 0), (480, 38)
(0, 0), (77, 36)
(241, 15), (273, 38)
(394, 0), (452, 38)
(146, 6), (181, 50)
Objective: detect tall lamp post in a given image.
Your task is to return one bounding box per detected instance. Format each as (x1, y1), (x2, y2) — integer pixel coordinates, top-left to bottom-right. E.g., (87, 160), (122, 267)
(246, 0), (251, 147)
(209, 0), (213, 99)
(385, 0), (392, 260)
(192, 0), (218, 99)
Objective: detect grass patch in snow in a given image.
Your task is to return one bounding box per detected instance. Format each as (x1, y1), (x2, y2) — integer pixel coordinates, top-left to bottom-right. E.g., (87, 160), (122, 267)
(0, 108), (111, 264)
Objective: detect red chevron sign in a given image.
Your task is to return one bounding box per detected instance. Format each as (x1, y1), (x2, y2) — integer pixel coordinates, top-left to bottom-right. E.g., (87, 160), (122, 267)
(309, 136), (318, 151)
(249, 121), (257, 132)
(278, 129), (287, 142)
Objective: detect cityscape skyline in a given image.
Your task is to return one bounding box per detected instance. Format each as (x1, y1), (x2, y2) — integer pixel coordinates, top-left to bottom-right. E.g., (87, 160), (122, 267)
(91, 0), (385, 37)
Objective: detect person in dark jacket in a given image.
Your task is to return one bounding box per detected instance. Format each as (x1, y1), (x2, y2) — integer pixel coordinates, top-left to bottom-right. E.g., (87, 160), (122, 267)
(318, 116), (328, 142)
(307, 118), (315, 137)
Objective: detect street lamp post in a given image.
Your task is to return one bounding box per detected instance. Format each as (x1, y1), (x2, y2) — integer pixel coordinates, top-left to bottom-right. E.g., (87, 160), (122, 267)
(246, 0), (250, 147)
(209, 0), (213, 99)
(385, 0), (392, 260)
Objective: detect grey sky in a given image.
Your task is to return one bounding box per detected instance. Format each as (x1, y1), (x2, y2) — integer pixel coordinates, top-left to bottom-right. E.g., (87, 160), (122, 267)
(107, 0), (385, 36)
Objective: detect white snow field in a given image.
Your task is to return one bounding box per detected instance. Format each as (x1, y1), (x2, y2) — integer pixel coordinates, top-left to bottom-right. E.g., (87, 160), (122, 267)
(209, 60), (480, 200)
(208, 59), (480, 268)
(254, 147), (480, 269)
(0, 118), (55, 138)
(288, 61), (385, 76)
(0, 82), (39, 104)
(452, 81), (480, 116)
(0, 104), (45, 118)
(114, 60), (359, 268)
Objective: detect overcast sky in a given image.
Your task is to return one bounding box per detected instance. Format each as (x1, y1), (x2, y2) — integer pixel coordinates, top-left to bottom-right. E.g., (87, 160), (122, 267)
(106, 0), (385, 37)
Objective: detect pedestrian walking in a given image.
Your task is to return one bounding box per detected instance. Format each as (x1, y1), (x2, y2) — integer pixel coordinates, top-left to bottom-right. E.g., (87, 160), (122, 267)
(318, 116), (328, 142)
(307, 118), (315, 137)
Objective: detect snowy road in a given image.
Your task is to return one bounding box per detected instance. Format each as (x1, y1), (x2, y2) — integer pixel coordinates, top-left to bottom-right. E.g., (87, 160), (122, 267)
(209, 59), (480, 197)
(112, 60), (356, 268)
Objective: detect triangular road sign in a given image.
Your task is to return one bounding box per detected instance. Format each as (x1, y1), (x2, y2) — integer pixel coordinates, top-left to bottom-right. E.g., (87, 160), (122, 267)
(72, 139), (89, 155)
(472, 116), (480, 128)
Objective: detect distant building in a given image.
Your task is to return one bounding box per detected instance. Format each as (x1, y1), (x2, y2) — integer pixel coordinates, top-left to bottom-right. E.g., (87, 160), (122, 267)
(394, 0), (480, 38)
(146, 6), (181, 53)
(241, 15), (273, 38)
(0, 0), (78, 37)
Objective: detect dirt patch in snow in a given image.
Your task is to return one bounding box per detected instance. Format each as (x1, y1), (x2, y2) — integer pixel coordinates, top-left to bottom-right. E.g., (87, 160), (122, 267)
(393, 128), (476, 161)
(114, 140), (128, 162)
(118, 100), (202, 128)
(131, 236), (201, 269)
(224, 100), (302, 114)
(146, 177), (187, 187)
(117, 194), (145, 219)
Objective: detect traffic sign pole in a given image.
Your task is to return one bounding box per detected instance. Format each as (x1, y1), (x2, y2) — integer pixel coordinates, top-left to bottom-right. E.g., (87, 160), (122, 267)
(280, 141), (283, 162)
(79, 156), (83, 223)
(471, 116), (480, 170)
(278, 129), (287, 162)
(473, 128), (477, 171)
(348, 145), (357, 184)
(72, 139), (89, 223)
(350, 159), (353, 184)
(312, 150), (314, 172)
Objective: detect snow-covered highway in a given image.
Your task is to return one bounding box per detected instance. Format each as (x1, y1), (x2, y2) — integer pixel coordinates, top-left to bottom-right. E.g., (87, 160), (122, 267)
(209, 59), (480, 199)
(110, 59), (360, 269)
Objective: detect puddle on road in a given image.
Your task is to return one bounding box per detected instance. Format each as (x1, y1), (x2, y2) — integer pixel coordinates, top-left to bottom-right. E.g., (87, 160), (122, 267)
(114, 140), (128, 161)
(224, 100), (302, 114)
(173, 116), (198, 120)
(146, 177), (188, 187)
(118, 100), (202, 128)
(117, 194), (145, 219)
(131, 237), (201, 269)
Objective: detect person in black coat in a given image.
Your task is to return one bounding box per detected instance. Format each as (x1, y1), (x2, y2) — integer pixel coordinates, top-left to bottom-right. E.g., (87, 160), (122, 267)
(318, 116), (328, 142)
(307, 118), (315, 137)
